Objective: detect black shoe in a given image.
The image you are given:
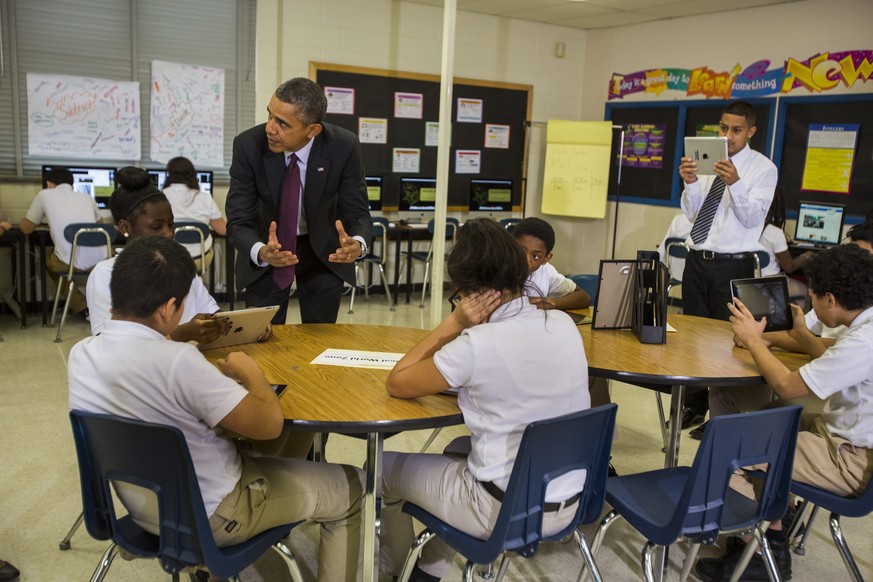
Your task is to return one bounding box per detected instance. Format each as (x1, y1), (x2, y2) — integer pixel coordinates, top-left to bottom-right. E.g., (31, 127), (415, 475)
(681, 407), (706, 429)
(689, 420), (709, 440)
(696, 532), (791, 581)
(0, 560), (20, 581)
(408, 565), (440, 582)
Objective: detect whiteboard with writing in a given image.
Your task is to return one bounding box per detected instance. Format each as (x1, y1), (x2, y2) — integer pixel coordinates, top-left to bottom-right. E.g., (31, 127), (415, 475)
(150, 60), (225, 167)
(27, 73), (141, 159)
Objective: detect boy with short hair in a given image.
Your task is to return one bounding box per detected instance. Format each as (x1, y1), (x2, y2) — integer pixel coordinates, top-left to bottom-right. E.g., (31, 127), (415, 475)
(19, 167), (107, 317)
(68, 235), (364, 582)
(512, 217), (590, 311)
(694, 243), (873, 581)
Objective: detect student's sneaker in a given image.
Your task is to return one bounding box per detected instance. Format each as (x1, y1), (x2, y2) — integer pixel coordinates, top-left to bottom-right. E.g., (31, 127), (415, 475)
(695, 531), (792, 581)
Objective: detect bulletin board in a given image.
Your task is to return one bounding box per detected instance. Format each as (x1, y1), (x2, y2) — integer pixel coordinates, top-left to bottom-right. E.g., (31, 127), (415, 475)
(773, 95), (873, 219)
(311, 62), (532, 211)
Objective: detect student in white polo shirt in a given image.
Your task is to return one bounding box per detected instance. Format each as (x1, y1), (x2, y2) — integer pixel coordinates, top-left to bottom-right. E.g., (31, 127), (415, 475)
(695, 243), (873, 582)
(69, 235), (365, 582)
(378, 219), (591, 582)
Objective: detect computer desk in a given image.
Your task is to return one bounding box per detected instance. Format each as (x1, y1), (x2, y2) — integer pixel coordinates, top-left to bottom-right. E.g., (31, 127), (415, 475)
(0, 227), (28, 328)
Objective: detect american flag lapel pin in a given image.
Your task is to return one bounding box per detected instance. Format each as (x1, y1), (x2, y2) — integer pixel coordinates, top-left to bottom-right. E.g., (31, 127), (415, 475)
(318, 167), (325, 172)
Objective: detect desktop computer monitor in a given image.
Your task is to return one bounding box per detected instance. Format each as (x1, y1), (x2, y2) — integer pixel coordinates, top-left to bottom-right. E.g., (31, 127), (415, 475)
(398, 177), (436, 222)
(365, 176), (383, 211)
(41, 165), (117, 209)
(469, 178), (513, 215)
(795, 200), (845, 247)
(147, 169), (215, 196)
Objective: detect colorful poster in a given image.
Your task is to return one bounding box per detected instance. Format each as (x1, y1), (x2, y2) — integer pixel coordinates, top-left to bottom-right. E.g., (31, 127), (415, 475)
(150, 60), (225, 167)
(485, 124), (510, 149)
(394, 92), (423, 119)
(358, 117), (387, 144)
(425, 121), (439, 146)
(621, 124), (665, 169)
(27, 73), (141, 159)
(608, 50), (873, 100)
(455, 150), (481, 174)
(801, 123), (859, 194)
(392, 148), (420, 173)
(325, 87), (355, 115)
(457, 98), (483, 123)
(696, 124), (721, 137)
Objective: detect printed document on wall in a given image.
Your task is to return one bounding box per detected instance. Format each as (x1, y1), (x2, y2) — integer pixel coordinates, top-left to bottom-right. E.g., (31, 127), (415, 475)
(542, 121), (612, 218)
(150, 60), (225, 167)
(27, 73), (141, 160)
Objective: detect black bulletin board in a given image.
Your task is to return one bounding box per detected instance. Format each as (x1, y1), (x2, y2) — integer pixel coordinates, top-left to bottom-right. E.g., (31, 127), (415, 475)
(683, 102), (772, 156)
(777, 97), (873, 219)
(312, 63), (531, 211)
(606, 106), (679, 202)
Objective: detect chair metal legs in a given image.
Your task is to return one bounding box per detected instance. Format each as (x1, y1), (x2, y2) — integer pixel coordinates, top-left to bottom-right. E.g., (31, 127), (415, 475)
(398, 528), (437, 582)
(419, 261), (431, 308)
(274, 538), (305, 582)
(728, 523), (782, 582)
(574, 529), (604, 582)
(787, 499), (818, 556)
(418, 427), (443, 453)
(89, 542), (121, 582)
(829, 513), (863, 582)
(54, 278), (76, 342)
(59, 511), (84, 550)
(654, 392), (670, 452)
(679, 541), (701, 582)
(579, 509), (621, 582)
(349, 263), (394, 314)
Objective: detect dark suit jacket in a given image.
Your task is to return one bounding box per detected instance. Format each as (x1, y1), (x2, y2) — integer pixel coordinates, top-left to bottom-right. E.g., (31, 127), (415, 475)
(225, 122), (372, 290)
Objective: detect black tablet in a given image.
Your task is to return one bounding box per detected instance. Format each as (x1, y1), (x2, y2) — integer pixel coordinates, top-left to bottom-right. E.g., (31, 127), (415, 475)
(730, 277), (792, 332)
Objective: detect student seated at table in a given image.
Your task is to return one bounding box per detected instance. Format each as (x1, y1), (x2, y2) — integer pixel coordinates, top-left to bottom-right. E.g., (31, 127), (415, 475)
(694, 243), (873, 582)
(19, 167), (107, 320)
(707, 220), (873, 422)
(757, 187), (813, 303)
(379, 218), (591, 582)
(162, 156), (226, 272)
(513, 216), (590, 311)
(69, 235), (364, 582)
(86, 167), (232, 344)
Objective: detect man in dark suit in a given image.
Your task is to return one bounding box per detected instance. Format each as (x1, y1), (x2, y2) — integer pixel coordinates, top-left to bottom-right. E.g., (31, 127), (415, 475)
(226, 78), (372, 324)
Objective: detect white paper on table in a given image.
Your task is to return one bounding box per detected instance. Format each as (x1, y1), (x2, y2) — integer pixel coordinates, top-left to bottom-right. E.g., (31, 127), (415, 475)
(310, 349), (404, 370)
(666, 322), (677, 333)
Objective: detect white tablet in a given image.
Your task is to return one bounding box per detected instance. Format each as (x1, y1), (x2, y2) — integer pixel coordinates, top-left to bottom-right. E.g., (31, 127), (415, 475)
(197, 305), (278, 350)
(684, 137), (728, 175)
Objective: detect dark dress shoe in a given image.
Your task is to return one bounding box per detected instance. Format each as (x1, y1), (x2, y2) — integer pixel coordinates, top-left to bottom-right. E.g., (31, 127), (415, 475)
(0, 560), (20, 580)
(696, 532), (791, 581)
(681, 407), (706, 429)
(689, 420), (709, 440)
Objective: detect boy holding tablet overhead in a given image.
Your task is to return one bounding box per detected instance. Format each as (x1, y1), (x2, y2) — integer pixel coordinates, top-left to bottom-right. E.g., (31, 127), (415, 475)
(694, 243), (873, 582)
(678, 100), (777, 428)
(69, 235), (365, 582)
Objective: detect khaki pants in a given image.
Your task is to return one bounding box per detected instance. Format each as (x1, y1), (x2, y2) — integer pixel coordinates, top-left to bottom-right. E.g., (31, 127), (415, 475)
(733, 414), (873, 500)
(45, 251), (88, 314)
(380, 438), (579, 578)
(208, 453), (365, 582)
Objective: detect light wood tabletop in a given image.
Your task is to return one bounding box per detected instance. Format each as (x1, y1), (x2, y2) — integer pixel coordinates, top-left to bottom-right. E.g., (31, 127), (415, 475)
(578, 313), (810, 387)
(202, 323), (463, 432)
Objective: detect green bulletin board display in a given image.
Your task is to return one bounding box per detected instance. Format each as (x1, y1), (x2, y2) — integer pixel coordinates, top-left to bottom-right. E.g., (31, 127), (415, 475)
(311, 62), (532, 211)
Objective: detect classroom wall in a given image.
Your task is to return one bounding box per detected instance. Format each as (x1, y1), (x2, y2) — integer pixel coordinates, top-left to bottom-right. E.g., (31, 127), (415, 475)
(578, 0), (873, 265)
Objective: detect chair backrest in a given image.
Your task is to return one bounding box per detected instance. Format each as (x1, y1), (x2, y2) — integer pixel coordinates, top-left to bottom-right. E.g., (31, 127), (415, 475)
(483, 404), (618, 561)
(424, 218), (459, 259)
(568, 274), (600, 307)
(664, 237), (689, 259)
(173, 221), (209, 245)
(370, 217), (389, 263)
(499, 217), (521, 233)
(753, 250), (770, 277)
(69, 410), (223, 576)
(61, 223), (117, 276)
(662, 406), (802, 546)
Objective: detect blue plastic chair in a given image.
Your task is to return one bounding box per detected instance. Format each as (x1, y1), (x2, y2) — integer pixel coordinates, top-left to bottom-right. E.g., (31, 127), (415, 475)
(499, 217), (521, 233)
(587, 406), (802, 582)
(69, 410), (304, 582)
(173, 221), (211, 270)
(52, 222), (116, 342)
(349, 217), (394, 313)
(399, 217), (459, 308)
(568, 274), (599, 307)
(785, 477), (873, 581)
(753, 250), (771, 278)
(663, 237), (689, 305)
(398, 404), (618, 582)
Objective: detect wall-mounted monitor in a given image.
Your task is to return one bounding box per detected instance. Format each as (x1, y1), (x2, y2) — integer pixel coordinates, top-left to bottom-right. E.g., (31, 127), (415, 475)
(399, 177), (437, 211)
(147, 169), (215, 196)
(469, 179), (513, 212)
(365, 176), (382, 211)
(41, 165), (117, 209)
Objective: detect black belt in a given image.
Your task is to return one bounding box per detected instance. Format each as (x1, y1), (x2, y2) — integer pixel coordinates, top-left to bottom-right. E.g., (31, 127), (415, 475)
(481, 480), (581, 512)
(692, 250), (755, 261)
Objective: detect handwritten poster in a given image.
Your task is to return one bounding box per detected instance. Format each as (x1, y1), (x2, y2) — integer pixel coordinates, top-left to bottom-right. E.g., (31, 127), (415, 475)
(150, 60), (225, 167)
(27, 73), (141, 159)
(801, 123), (858, 194)
(541, 120), (612, 218)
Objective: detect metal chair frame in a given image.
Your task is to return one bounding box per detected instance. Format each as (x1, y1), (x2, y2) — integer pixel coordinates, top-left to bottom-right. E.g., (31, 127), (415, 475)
(349, 217), (394, 313)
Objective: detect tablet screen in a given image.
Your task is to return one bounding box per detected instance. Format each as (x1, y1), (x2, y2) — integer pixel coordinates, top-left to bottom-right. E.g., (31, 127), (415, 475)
(730, 277), (792, 332)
